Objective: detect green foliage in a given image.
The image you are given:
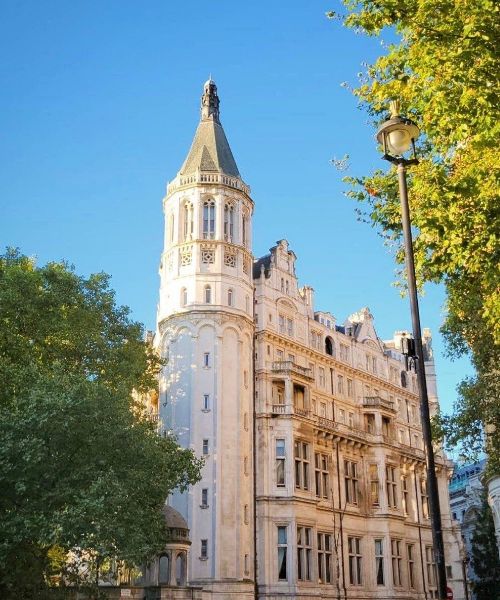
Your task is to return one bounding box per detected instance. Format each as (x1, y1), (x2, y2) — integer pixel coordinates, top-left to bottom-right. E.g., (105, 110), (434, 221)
(331, 0), (500, 467)
(470, 488), (500, 600)
(0, 249), (202, 599)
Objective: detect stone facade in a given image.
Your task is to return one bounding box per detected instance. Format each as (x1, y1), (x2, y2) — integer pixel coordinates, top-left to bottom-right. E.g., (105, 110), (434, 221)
(155, 80), (464, 600)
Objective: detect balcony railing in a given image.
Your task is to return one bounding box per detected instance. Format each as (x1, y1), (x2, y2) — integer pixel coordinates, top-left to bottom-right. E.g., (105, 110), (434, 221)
(271, 404), (287, 415)
(316, 416), (369, 443)
(363, 396), (396, 412)
(271, 361), (314, 380)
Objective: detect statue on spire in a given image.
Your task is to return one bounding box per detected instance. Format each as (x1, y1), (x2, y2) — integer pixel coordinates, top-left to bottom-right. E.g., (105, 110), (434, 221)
(201, 78), (220, 123)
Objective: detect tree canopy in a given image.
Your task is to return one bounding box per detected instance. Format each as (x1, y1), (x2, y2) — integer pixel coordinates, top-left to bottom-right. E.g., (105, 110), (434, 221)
(0, 250), (202, 598)
(329, 0), (500, 469)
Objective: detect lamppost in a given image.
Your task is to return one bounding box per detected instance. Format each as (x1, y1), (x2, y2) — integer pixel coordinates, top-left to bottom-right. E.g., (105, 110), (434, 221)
(376, 101), (448, 600)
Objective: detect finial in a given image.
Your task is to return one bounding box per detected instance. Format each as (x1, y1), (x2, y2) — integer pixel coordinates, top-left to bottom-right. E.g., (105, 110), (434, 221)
(201, 78), (220, 123)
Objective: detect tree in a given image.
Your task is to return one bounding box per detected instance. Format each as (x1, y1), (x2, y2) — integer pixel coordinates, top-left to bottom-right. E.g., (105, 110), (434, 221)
(470, 489), (500, 600)
(328, 0), (500, 469)
(0, 249), (202, 599)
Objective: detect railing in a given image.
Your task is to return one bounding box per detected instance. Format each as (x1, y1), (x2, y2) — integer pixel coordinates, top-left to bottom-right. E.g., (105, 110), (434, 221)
(399, 442), (425, 459)
(294, 407), (310, 418)
(271, 361), (314, 380)
(316, 416), (369, 443)
(167, 172), (251, 196)
(272, 404), (287, 414)
(317, 416), (338, 431)
(363, 396), (396, 412)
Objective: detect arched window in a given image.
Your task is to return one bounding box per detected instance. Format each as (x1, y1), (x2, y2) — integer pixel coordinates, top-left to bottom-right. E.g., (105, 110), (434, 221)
(180, 287), (187, 307)
(224, 203), (234, 241)
(168, 213), (175, 243)
(159, 554), (170, 584)
(242, 213), (248, 247)
(183, 202), (193, 240)
(203, 199), (216, 239)
(204, 285), (212, 304)
(228, 288), (233, 306)
(401, 371), (408, 388)
(176, 553), (186, 586)
(325, 336), (334, 356)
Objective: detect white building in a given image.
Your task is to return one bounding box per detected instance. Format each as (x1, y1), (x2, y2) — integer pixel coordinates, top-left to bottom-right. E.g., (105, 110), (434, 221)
(156, 80), (464, 600)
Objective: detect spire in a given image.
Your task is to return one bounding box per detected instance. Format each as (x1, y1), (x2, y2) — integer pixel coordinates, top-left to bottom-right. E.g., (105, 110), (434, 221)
(179, 79), (240, 178)
(201, 78), (220, 123)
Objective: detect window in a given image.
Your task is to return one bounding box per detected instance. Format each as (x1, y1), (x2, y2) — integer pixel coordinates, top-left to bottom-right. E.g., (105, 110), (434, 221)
(325, 336), (334, 355)
(319, 402), (326, 418)
(386, 466), (398, 509)
(344, 460), (359, 505)
(317, 533), (332, 584)
(242, 213), (249, 247)
(287, 318), (293, 336)
(425, 545), (436, 590)
(183, 202), (193, 240)
(244, 504), (249, 524)
(347, 378), (353, 397)
(224, 203), (234, 241)
(294, 441), (310, 490)
(369, 464), (380, 507)
(203, 352), (210, 368)
(337, 375), (344, 395)
(202, 439), (209, 455)
(365, 413), (375, 434)
(315, 453), (329, 499)
(279, 314), (285, 334)
(375, 539), (384, 585)
(391, 539), (403, 587)
(297, 526), (312, 581)
(180, 287), (187, 306)
(203, 199), (215, 239)
(204, 285), (212, 304)
(200, 539), (208, 559)
(402, 476), (409, 516)
(340, 343), (349, 362)
(348, 412), (354, 428)
(285, 280), (289, 294)
(201, 488), (208, 508)
(372, 356), (377, 374)
(318, 367), (325, 388)
(168, 213), (175, 243)
(227, 288), (233, 306)
(401, 370), (408, 387)
(407, 544), (416, 588)
(420, 477), (429, 519)
(348, 537), (362, 585)
(338, 408), (345, 424)
(277, 526), (288, 580)
(203, 393), (210, 411)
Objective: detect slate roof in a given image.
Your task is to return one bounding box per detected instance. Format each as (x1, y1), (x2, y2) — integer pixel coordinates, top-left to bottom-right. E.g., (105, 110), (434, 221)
(180, 119), (240, 178)
(253, 254), (272, 279)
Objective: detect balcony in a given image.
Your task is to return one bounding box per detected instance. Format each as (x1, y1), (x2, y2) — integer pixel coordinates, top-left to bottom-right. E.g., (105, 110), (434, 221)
(315, 416), (370, 445)
(271, 404), (312, 419)
(271, 361), (314, 380)
(363, 396), (397, 413)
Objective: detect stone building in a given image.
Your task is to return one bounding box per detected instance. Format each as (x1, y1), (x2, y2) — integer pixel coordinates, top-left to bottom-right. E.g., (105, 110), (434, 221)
(155, 80), (464, 600)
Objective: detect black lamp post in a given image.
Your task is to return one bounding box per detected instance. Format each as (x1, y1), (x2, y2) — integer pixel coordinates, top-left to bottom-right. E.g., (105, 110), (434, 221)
(376, 101), (448, 600)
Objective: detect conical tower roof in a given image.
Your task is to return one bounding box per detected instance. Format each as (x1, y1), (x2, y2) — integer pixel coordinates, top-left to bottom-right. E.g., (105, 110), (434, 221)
(179, 79), (240, 178)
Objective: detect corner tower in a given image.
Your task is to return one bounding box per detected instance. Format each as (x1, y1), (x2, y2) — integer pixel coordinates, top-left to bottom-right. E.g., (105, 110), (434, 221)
(156, 80), (255, 599)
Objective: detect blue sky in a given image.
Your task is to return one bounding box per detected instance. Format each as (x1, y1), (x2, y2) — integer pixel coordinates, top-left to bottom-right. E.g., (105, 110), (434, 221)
(0, 0), (473, 417)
